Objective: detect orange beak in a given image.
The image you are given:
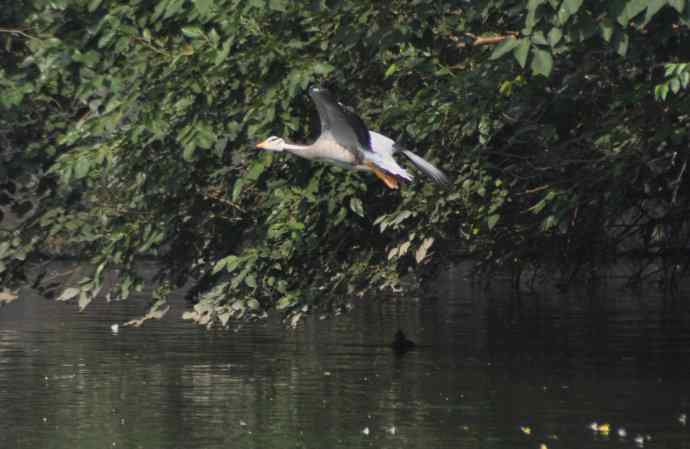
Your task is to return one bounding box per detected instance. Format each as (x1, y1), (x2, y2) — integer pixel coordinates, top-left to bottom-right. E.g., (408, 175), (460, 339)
(256, 139), (269, 150)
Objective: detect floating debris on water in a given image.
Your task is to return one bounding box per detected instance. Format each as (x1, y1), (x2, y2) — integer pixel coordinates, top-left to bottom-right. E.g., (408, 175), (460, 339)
(110, 324), (119, 334)
(385, 425), (397, 435)
(634, 435), (645, 446)
(679, 413), (687, 425)
(362, 426), (370, 436)
(617, 427), (627, 438)
(589, 422), (610, 434)
(520, 426), (532, 435)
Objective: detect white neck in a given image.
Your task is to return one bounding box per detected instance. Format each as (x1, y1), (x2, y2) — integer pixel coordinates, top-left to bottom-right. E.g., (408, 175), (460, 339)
(283, 142), (317, 159)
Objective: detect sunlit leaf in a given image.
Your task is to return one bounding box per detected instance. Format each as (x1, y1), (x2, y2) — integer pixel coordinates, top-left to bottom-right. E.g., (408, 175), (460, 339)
(514, 39), (530, 68)
(57, 287), (80, 302)
(563, 0), (583, 14)
(0, 290), (18, 305)
(548, 27), (563, 46)
(531, 48), (553, 76)
(490, 37), (520, 60)
(192, 0), (213, 16)
(181, 26), (204, 38)
(487, 214), (500, 230)
(349, 197), (364, 218)
(415, 237), (434, 264)
(645, 0), (668, 24)
(78, 291), (92, 311)
(668, 0), (686, 12)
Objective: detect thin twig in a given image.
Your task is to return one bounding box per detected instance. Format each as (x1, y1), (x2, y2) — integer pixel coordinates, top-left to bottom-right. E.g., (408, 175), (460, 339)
(450, 32), (520, 49)
(131, 36), (171, 58)
(0, 27), (40, 40)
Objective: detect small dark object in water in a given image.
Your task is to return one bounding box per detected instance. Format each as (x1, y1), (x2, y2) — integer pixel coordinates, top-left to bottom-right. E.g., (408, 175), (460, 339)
(390, 330), (415, 353)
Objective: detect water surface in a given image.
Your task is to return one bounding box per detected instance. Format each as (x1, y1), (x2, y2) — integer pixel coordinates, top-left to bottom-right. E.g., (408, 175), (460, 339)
(1, 270), (690, 449)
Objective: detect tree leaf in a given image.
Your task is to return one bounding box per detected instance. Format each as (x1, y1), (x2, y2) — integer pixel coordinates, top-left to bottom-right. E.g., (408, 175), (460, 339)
(532, 31), (548, 46)
(245, 274), (257, 288)
(490, 37), (520, 60)
(618, 0), (649, 25)
(415, 237), (434, 264)
(531, 48), (554, 76)
(74, 157), (90, 180)
(78, 291), (92, 311)
(269, 0), (288, 12)
(548, 27), (563, 46)
(487, 214), (500, 230)
(526, 0), (546, 30)
(645, 0), (668, 24)
(181, 26), (204, 38)
(563, 0), (584, 14)
(88, 0), (103, 12)
(384, 64), (398, 78)
(398, 240), (411, 257)
(668, 0), (686, 13)
(192, 0), (214, 16)
(349, 197), (364, 218)
(0, 290), (18, 305)
(614, 31), (630, 57)
(514, 38), (531, 68)
(57, 287), (80, 302)
(599, 18), (615, 42)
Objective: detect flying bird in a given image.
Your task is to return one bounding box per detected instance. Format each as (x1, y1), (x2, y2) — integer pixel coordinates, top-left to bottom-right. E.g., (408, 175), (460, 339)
(255, 87), (449, 189)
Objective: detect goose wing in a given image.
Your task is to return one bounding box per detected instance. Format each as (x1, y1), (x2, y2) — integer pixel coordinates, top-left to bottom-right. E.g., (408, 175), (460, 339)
(309, 87), (370, 158)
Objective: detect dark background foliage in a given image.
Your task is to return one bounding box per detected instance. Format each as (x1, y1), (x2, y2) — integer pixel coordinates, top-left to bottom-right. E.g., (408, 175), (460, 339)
(1, 0), (689, 325)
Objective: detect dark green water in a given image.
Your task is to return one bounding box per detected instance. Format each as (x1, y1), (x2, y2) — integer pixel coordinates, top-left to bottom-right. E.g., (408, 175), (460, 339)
(2, 270), (690, 449)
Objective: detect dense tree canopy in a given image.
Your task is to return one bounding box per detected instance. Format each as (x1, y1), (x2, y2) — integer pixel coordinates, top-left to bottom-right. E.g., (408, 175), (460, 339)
(1, 0), (689, 326)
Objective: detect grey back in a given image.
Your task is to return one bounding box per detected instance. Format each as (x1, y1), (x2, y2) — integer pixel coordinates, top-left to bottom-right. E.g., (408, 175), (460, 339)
(308, 87), (371, 162)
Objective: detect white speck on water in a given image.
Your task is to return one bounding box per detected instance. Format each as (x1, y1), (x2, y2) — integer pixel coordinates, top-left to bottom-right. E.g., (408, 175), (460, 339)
(634, 435), (645, 446)
(617, 427), (627, 438)
(239, 420), (247, 427)
(110, 324), (119, 334)
(679, 413), (687, 425)
(385, 426), (397, 435)
(362, 427), (370, 436)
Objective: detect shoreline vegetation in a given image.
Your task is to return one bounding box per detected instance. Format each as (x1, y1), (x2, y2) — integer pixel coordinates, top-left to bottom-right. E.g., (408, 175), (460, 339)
(2, 1), (689, 327)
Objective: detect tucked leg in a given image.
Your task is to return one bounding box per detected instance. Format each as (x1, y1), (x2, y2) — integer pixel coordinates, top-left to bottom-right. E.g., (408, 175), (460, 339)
(366, 162), (400, 189)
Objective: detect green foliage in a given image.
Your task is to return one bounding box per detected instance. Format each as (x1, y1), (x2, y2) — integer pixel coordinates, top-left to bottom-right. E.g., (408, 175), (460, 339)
(2, 0), (690, 327)
(656, 63), (690, 100)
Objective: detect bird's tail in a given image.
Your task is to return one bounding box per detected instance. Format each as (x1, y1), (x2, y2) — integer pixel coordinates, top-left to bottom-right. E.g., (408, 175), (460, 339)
(401, 149), (450, 185)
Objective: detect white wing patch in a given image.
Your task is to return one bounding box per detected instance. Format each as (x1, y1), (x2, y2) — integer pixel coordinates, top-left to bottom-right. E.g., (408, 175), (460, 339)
(367, 130), (449, 185)
(368, 131), (396, 157)
(364, 131), (412, 181)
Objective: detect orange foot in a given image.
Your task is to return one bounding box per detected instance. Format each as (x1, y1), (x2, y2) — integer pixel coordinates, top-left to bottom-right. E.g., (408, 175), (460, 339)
(366, 162), (399, 190)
